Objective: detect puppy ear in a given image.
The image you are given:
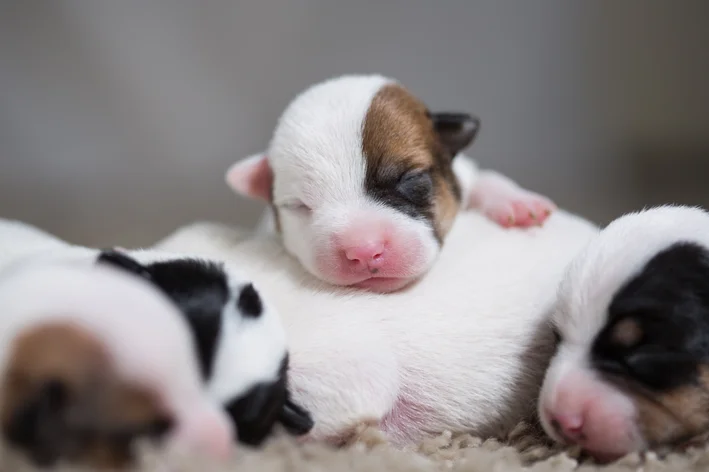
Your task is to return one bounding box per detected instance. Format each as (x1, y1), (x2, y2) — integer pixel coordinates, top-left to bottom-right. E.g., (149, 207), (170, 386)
(96, 249), (152, 281)
(430, 112), (480, 157)
(225, 153), (274, 202)
(278, 397), (314, 436)
(4, 379), (70, 467)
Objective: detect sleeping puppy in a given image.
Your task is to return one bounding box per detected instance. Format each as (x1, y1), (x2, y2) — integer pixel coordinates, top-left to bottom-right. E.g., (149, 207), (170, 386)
(539, 205), (709, 461)
(95, 249), (314, 445)
(226, 74), (556, 293)
(0, 218), (313, 448)
(155, 207), (598, 447)
(0, 260), (234, 469)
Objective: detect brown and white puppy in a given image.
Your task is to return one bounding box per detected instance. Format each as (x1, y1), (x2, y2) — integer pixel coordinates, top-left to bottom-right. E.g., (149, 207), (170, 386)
(226, 74), (556, 293)
(0, 260), (234, 469)
(540, 205), (709, 461)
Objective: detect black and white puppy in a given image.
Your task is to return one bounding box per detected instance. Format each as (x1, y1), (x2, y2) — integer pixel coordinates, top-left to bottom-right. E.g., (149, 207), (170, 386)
(539, 205), (709, 461)
(0, 259), (235, 469)
(0, 218), (312, 447)
(95, 249), (314, 445)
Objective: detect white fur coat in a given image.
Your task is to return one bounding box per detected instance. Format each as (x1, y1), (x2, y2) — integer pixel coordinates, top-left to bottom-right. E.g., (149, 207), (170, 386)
(155, 210), (599, 445)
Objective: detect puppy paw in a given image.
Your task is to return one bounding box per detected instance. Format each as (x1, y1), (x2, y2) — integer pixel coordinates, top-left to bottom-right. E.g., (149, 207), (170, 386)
(482, 190), (556, 228)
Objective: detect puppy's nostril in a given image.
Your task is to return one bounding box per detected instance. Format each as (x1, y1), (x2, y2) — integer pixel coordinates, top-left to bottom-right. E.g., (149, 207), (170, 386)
(550, 414), (585, 444)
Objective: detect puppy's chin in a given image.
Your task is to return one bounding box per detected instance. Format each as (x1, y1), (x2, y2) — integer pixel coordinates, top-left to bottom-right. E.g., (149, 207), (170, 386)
(350, 276), (417, 293)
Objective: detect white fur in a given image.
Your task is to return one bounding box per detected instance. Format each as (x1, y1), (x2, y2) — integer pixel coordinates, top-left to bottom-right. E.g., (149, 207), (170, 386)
(538, 205), (709, 458)
(0, 258), (234, 459)
(265, 75), (443, 289)
(0, 219), (288, 425)
(155, 209), (599, 445)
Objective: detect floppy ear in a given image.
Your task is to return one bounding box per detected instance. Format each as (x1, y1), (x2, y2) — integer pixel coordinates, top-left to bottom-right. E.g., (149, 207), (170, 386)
(96, 249), (152, 281)
(430, 112), (480, 157)
(225, 153), (274, 202)
(278, 397), (314, 435)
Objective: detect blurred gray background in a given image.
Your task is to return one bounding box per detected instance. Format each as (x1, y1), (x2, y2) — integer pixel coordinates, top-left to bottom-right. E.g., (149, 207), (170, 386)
(1, 1), (708, 247)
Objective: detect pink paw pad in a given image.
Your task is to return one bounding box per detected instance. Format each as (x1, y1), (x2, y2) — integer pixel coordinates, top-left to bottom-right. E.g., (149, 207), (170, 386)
(485, 192), (557, 228)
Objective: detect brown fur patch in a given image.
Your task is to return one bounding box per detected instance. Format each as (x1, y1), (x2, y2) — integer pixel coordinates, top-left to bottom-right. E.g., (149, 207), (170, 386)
(634, 365), (709, 447)
(362, 84), (461, 241)
(0, 322), (172, 469)
(610, 319), (643, 348)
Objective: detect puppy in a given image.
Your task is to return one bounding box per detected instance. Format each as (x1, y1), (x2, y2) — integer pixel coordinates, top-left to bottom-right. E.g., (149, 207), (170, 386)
(95, 249), (314, 445)
(539, 205), (709, 461)
(226, 74), (556, 292)
(0, 219), (313, 448)
(0, 260), (233, 469)
(156, 207), (598, 446)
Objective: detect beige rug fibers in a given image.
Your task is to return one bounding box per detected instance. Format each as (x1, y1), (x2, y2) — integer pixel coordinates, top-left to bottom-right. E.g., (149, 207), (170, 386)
(4, 421), (709, 472)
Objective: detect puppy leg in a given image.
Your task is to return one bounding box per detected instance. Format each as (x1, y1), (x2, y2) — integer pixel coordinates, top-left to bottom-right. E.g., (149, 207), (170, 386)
(453, 156), (556, 227)
(286, 339), (400, 444)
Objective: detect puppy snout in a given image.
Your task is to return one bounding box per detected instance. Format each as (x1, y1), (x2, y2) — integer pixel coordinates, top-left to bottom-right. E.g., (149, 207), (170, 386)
(342, 241), (386, 270)
(549, 411), (586, 443)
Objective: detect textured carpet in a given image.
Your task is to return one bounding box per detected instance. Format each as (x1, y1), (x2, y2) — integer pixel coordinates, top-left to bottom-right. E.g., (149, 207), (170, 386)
(6, 422), (709, 471)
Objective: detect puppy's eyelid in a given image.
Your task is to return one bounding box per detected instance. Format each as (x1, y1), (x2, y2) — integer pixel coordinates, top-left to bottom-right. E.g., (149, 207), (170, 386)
(278, 199), (312, 213)
(400, 168), (432, 181)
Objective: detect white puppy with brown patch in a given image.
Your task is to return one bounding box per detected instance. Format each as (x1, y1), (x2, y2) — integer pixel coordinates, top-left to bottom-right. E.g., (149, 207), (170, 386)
(226, 74), (556, 292)
(539, 205), (709, 461)
(0, 259), (234, 469)
(156, 207), (597, 446)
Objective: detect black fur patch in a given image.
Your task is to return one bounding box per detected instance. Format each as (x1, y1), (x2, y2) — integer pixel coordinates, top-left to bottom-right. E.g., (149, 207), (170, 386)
(365, 167), (436, 224)
(223, 355), (313, 446)
(97, 251), (228, 381)
(430, 112), (480, 157)
(144, 259), (229, 380)
(592, 242), (709, 391)
(96, 250), (313, 447)
(3, 379), (172, 468)
(237, 283), (263, 318)
(4, 380), (69, 467)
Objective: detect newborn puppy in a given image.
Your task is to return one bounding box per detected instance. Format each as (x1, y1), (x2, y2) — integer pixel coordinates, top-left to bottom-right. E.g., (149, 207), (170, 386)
(0, 218), (313, 448)
(539, 205), (709, 461)
(0, 260), (233, 469)
(95, 249), (314, 445)
(156, 208), (598, 447)
(226, 74), (556, 292)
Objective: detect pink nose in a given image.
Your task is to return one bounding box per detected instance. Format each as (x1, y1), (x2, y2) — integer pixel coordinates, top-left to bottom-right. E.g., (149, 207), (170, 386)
(549, 412), (585, 443)
(343, 242), (386, 269)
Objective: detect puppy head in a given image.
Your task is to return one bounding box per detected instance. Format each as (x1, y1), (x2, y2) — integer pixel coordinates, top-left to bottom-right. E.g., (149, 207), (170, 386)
(0, 263), (231, 469)
(97, 250), (313, 445)
(226, 74), (479, 292)
(539, 205), (709, 461)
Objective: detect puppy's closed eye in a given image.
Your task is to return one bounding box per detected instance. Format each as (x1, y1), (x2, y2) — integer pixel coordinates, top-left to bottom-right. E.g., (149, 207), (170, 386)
(396, 170), (433, 204)
(279, 199), (312, 214)
(551, 326), (562, 347)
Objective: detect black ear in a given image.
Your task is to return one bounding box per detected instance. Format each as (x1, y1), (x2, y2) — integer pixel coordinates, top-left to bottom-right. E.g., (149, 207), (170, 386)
(278, 397), (314, 435)
(4, 380), (71, 467)
(96, 249), (152, 281)
(430, 112), (480, 157)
